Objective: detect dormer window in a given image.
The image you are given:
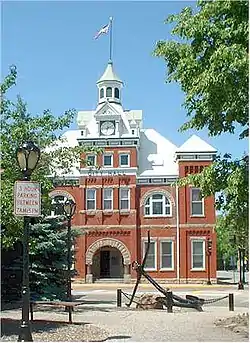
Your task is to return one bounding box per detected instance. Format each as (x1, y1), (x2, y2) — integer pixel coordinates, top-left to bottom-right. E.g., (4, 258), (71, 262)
(100, 88), (104, 98)
(106, 87), (112, 97)
(114, 88), (119, 99)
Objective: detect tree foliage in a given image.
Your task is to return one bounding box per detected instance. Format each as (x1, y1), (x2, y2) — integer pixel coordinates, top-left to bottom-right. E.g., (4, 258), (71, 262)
(154, 0), (248, 139)
(154, 0), (249, 250)
(0, 66), (100, 248)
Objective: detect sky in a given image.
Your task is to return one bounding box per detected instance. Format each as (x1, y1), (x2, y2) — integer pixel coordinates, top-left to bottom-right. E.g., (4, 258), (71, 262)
(2, 0), (248, 159)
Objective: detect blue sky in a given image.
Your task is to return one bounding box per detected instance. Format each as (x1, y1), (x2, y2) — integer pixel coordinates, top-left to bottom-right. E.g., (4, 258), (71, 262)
(2, 0), (247, 158)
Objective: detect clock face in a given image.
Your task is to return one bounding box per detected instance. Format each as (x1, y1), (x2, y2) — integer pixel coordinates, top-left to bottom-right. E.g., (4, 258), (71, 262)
(100, 121), (115, 136)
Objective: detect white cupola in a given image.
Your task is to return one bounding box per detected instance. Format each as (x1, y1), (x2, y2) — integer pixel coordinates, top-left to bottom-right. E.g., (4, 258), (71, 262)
(96, 61), (123, 105)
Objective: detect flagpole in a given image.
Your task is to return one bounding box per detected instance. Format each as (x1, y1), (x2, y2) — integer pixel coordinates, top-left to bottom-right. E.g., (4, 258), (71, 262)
(109, 17), (113, 62)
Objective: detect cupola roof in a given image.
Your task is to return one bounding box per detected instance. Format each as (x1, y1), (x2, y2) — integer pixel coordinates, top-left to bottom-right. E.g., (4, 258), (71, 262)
(97, 61), (123, 84)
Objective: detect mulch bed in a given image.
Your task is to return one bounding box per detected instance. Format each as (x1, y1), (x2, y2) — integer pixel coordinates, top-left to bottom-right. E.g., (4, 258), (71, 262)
(1, 318), (109, 342)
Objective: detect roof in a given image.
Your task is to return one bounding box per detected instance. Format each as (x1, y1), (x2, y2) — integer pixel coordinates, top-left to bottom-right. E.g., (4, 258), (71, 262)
(138, 129), (178, 177)
(176, 134), (217, 153)
(97, 61), (123, 84)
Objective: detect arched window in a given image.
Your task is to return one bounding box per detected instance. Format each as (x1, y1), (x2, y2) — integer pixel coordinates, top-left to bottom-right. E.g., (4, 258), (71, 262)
(106, 87), (112, 97)
(144, 193), (171, 216)
(114, 87), (119, 99)
(100, 88), (104, 98)
(51, 196), (67, 216)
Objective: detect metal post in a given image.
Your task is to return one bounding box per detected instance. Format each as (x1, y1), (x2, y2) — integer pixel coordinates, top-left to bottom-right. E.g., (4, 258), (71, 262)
(238, 248), (244, 290)
(207, 253), (212, 285)
(18, 216), (33, 342)
(242, 248), (246, 284)
(67, 218), (72, 323)
(166, 291), (173, 313)
(229, 293), (234, 311)
(117, 288), (122, 307)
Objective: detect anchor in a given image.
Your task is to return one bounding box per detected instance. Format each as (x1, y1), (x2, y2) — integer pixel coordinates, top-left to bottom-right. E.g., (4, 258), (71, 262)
(126, 231), (205, 311)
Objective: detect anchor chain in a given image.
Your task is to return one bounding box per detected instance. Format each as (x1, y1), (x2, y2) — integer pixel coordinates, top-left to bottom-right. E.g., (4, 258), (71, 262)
(121, 290), (229, 307)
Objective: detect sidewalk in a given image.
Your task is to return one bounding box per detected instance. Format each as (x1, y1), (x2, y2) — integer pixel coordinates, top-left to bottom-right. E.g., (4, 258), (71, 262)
(72, 282), (237, 290)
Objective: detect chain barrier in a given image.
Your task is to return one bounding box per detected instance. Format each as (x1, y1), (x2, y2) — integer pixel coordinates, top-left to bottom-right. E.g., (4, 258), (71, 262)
(121, 290), (229, 307)
(202, 294), (229, 304)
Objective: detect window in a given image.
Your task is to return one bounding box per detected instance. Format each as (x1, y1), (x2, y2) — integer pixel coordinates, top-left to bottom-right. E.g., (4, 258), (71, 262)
(114, 87), (119, 99)
(160, 241), (174, 270)
(103, 154), (113, 167)
(119, 188), (130, 210)
(191, 239), (205, 269)
(51, 196), (66, 216)
(132, 129), (135, 135)
(191, 188), (204, 216)
(106, 87), (112, 97)
(87, 155), (96, 167)
(119, 153), (130, 167)
(144, 241), (156, 270)
(103, 188), (113, 210)
(100, 88), (104, 98)
(86, 189), (96, 210)
(144, 194), (171, 216)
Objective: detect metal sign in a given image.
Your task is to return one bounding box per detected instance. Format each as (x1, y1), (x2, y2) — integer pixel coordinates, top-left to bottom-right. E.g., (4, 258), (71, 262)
(14, 181), (41, 217)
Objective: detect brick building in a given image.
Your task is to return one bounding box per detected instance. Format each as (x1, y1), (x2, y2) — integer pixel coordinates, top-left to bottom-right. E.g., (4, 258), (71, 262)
(50, 61), (217, 283)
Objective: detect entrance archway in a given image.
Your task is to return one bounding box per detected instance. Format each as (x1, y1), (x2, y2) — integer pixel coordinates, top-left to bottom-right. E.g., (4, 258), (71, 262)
(92, 247), (124, 279)
(85, 238), (131, 283)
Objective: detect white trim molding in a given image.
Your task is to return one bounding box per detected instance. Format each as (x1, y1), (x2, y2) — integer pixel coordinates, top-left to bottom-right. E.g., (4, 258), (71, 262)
(141, 238), (157, 271)
(159, 239), (174, 271)
(190, 237), (206, 271)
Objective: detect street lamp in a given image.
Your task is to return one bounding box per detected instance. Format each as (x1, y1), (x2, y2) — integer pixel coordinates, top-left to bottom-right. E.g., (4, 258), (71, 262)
(206, 238), (212, 285)
(63, 198), (76, 321)
(17, 141), (40, 342)
(238, 247), (244, 290)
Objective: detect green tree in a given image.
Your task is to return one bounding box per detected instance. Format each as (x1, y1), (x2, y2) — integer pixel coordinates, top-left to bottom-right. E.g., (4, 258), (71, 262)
(154, 0), (248, 250)
(0, 66), (100, 248)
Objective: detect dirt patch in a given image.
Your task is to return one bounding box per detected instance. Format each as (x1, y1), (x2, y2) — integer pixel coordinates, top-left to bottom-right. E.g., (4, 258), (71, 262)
(215, 312), (249, 338)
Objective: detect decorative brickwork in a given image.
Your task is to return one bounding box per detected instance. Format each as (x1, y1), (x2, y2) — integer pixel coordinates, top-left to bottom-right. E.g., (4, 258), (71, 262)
(85, 238), (131, 265)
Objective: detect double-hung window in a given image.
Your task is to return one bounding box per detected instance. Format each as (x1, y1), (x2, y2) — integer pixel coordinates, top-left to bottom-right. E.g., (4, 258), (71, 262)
(143, 241), (156, 270)
(103, 154), (113, 167)
(191, 239), (205, 270)
(191, 188), (204, 216)
(119, 153), (130, 167)
(86, 189), (96, 210)
(144, 194), (171, 216)
(103, 188), (113, 210)
(87, 154), (96, 167)
(160, 241), (174, 270)
(119, 188), (130, 210)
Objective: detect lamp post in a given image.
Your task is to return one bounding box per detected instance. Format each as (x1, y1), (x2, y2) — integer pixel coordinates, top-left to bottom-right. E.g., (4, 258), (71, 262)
(206, 238), (212, 285)
(63, 199), (76, 308)
(238, 247), (244, 290)
(16, 141), (40, 342)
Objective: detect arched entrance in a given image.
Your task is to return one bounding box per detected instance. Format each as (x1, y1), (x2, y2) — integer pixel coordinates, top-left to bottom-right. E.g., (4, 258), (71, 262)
(85, 238), (131, 283)
(92, 247), (124, 279)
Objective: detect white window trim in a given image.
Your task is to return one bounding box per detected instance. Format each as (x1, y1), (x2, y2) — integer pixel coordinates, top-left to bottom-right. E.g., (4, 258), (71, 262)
(191, 238), (206, 271)
(119, 153), (130, 167)
(119, 187), (130, 210)
(142, 239), (157, 271)
(159, 240), (174, 271)
(103, 153), (113, 168)
(103, 188), (113, 210)
(86, 188), (96, 210)
(190, 187), (205, 217)
(144, 194), (172, 217)
(86, 154), (96, 167)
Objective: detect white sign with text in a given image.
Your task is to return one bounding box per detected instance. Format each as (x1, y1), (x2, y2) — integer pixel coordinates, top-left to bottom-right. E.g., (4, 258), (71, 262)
(14, 181), (41, 217)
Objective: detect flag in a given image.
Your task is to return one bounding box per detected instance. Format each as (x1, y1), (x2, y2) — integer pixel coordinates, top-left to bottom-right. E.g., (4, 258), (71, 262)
(94, 22), (110, 39)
